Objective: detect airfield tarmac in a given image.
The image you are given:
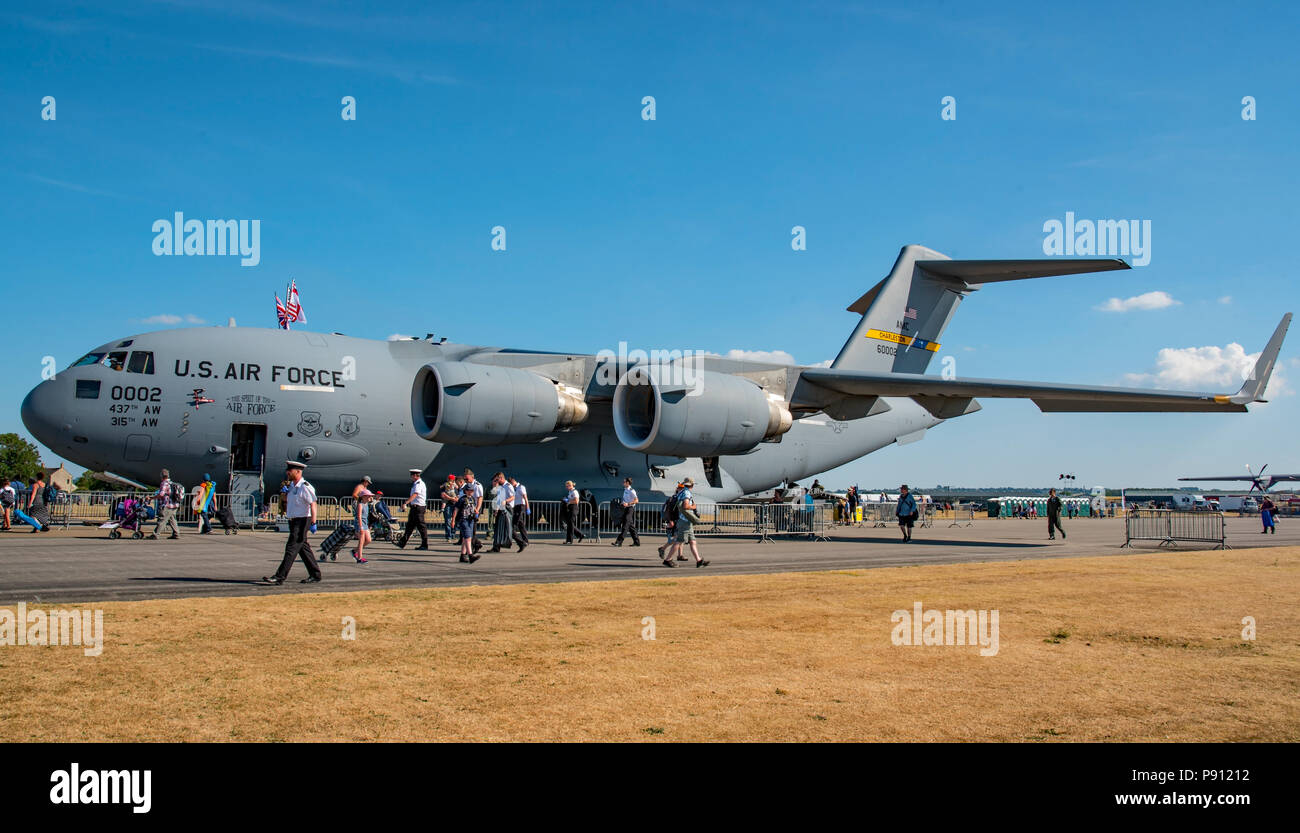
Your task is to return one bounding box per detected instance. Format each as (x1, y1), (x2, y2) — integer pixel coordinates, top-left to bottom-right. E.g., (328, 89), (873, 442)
(0, 515), (1291, 604)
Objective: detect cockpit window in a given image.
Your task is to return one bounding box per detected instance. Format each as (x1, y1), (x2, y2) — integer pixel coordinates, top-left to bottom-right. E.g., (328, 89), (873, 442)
(105, 351), (128, 371)
(71, 352), (106, 368)
(76, 380), (101, 399)
(127, 351), (155, 374)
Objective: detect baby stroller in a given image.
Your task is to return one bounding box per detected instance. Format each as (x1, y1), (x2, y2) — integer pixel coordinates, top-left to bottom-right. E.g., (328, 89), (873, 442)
(107, 497), (150, 539)
(368, 497), (395, 542)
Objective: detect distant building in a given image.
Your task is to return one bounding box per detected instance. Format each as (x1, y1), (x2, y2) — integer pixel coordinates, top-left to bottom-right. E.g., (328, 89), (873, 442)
(43, 464), (76, 493)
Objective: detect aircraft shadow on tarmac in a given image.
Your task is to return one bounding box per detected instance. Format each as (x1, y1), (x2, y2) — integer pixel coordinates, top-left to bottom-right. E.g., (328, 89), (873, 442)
(834, 536), (1043, 548)
(130, 577), (268, 587)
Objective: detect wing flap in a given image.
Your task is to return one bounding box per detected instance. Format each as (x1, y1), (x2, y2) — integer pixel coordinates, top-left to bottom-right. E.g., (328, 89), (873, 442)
(796, 369), (1248, 414)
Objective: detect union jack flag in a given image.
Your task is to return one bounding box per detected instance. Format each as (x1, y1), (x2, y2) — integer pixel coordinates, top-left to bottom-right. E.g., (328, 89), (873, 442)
(275, 294), (291, 329)
(275, 280), (306, 330)
(904, 307), (918, 320)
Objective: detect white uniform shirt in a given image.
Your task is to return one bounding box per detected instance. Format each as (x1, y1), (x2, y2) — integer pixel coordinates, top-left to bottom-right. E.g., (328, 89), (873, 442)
(408, 478), (427, 507)
(286, 478), (317, 518)
(512, 483), (528, 512)
(622, 487), (638, 506)
(492, 484), (511, 511)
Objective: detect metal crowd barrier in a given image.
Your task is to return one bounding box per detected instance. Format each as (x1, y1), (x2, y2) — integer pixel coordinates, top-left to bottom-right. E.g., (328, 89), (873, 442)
(948, 503), (975, 528)
(1122, 509), (1228, 549)
(860, 503), (892, 527)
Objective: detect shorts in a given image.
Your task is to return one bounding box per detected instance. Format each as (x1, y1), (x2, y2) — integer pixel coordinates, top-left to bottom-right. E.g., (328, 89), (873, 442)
(676, 528), (695, 543)
(898, 516), (915, 528)
(458, 519), (476, 539)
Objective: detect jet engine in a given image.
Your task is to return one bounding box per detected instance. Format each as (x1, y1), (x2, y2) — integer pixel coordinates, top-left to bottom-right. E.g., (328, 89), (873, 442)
(412, 361), (588, 445)
(612, 365), (792, 457)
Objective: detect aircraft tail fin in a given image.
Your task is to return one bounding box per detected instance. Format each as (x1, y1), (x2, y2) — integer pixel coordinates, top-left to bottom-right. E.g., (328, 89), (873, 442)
(831, 245), (1129, 373)
(1230, 312), (1291, 404)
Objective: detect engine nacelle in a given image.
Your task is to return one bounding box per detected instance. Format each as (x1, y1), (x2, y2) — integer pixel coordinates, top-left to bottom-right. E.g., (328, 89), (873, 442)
(612, 365), (792, 457)
(412, 361), (588, 446)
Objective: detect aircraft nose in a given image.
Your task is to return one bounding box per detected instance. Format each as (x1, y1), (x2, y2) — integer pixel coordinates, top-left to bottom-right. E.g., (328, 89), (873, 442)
(21, 381), (66, 449)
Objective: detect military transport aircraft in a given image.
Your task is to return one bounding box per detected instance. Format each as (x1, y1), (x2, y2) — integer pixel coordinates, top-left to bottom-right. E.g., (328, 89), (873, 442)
(21, 245), (1291, 513)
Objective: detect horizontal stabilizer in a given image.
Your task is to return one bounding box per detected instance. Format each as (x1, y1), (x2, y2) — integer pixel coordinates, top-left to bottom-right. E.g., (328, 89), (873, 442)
(914, 258), (1129, 284)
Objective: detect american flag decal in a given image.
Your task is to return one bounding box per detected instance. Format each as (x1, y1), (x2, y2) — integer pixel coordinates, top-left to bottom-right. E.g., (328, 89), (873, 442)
(904, 307), (918, 320)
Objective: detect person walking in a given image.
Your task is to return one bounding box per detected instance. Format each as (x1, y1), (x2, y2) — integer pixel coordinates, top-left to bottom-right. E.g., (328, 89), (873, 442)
(453, 481), (480, 563)
(26, 472), (51, 532)
(611, 477), (641, 546)
(395, 468), (429, 550)
(351, 490), (374, 562)
(562, 480), (585, 543)
(508, 475), (529, 551)
(0, 477), (16, 530)
(262, 460), (321, 585)
(662, 478), (708, 567)
(895, 484), (918, 542)
(440, 475), (458, 542)
(846, 486), (859, 526)
(150, 468), (181, 540)
(1260, 496), (1277, 534)
(194, 474), (216, 534)
(489, 472), (514, 552)
(1046, 488), (1066, 540)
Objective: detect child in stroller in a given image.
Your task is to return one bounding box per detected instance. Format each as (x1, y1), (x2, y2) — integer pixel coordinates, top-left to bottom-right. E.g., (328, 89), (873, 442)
(367, 492), (395, 541)
(107, 497), (151, 539)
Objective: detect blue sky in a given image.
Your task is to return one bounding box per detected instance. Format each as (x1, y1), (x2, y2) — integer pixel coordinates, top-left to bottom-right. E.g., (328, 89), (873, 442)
(2, 1), (1297, 490)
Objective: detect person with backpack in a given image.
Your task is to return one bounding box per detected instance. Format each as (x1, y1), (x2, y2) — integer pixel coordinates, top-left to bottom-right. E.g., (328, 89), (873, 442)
(658, 481), (690, 560)
(452, 481), (481, 563)
(0, 477), (15, 530)
(26, 472), (52, 532)
(150, 468), (182, 540)
(662, 477), (708, 568)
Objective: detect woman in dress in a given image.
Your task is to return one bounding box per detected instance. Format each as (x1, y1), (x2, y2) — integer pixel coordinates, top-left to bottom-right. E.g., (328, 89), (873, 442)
(351, 489), (374, 562)
(26, 472), (51, 532)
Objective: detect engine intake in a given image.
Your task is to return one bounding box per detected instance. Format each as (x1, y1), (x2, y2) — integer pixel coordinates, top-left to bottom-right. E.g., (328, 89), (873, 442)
(412, 361), (588, 446)
(612, 365), (792, 457)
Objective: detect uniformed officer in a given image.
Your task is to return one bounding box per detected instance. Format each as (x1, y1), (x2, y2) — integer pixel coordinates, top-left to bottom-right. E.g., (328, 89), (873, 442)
(611, 477), (641, 546)
(395, 468), (429, 550)
(263, 460), (321, 585)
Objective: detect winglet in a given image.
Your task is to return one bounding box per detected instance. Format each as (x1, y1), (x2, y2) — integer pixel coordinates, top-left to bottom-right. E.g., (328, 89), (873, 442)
(1231, 312), (1292, 404)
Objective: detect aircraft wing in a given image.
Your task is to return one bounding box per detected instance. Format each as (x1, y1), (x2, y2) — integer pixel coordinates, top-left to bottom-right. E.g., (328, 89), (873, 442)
(1178, 475), (1300, 482)
(795, 312), (1291, 417)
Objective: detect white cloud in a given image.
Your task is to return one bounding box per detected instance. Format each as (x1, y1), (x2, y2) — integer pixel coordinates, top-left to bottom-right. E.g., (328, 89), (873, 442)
(697, 349), (834, 367)
(1125, 342), (1290, 398)
(1218, 295), (1232, 305)
(700, 349), (795, 364)
(1095, 290), (1181, 313)
(141, 314), (206, 325)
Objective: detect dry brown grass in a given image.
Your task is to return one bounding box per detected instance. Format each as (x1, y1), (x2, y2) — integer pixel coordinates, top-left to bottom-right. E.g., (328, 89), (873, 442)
(1, 546), (1297, 742)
